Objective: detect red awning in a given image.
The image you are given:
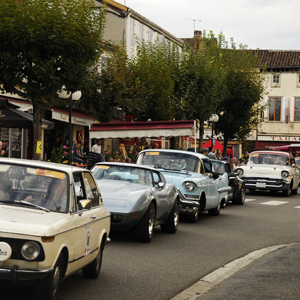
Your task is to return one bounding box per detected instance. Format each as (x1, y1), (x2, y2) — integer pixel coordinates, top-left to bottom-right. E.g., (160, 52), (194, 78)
(90, 120), (195, 139)
(202, 139), (233, 155)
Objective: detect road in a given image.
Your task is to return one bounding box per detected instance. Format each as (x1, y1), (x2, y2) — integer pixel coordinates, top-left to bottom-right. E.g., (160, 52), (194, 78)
(3, 190), (300, 300)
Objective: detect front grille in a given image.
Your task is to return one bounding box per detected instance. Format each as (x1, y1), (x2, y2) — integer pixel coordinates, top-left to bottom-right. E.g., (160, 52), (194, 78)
(0, 237), (45, 261)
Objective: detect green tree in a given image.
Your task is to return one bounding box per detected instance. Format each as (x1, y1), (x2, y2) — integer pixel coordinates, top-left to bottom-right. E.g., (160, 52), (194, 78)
(211, 33), (266, 155)
(0, 0), (105, 159)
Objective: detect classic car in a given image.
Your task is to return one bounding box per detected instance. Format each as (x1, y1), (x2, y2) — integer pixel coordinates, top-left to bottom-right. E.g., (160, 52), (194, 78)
(0, 158), (110, 300)
(211, 159), (246, 205)
(91, 162), (179, 243)
(236, 150), (300, 196)
(136, 149), (231, 222)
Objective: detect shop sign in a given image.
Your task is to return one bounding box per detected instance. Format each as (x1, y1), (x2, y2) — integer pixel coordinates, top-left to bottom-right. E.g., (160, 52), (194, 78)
(258, 136), (300, 141)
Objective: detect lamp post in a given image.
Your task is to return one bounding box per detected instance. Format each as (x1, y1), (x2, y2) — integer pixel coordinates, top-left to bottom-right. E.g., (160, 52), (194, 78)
(57, 88), (82, 164)
(209, 114), (219, 149)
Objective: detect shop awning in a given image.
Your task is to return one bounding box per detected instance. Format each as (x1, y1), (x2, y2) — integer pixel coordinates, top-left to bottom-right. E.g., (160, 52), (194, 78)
(90, 120), (195, 139)
(52, 108), (96, 126)
(0, 99), (54, 129)
(202, 139), (233, 155)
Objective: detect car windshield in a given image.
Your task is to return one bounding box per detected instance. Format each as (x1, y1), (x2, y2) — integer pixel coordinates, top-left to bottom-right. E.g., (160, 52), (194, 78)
(212, 161), (225, 174)
(0, 164), (68, 213)
(136, 151), (199, 172)
(249, 153), (289, 166)
(93, 165), (152, 186)
(295, 157), (300, 166)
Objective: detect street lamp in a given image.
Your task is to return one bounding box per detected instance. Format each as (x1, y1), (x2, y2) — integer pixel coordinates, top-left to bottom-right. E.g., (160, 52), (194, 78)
(208, 114), (219, 149)
(57, 88), (82, 164)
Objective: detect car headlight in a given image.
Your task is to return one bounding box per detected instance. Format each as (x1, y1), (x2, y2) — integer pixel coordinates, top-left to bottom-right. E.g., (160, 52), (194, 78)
(21, 241), (40, 261)
(281, 170), (289, 178)
(184, 182), (196, 191)
(236, 168), (243, 176)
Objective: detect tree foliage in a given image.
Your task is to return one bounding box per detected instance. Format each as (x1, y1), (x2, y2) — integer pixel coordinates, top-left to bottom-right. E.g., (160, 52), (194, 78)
(0, 0), (105, 158)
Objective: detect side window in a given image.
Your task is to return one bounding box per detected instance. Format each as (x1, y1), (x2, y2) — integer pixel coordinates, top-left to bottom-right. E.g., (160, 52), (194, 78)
(73, 172), (85, 201)
(203, 160), (212, 173)
(225, 163), (231, 173)
(152, 171), (163, 186)
(82, 172), (99, 207)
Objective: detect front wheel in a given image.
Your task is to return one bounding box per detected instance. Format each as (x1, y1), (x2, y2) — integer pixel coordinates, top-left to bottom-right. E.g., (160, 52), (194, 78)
(35, 254), (63, 300)
(161, 199), (179, 233)
(82, 242), (104, 279)
(233, 185), (246, 205)
(135, 202), (155, 243)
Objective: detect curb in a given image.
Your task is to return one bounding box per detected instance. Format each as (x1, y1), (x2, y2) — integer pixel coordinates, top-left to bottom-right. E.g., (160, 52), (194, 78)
(171, 243), (299, 300)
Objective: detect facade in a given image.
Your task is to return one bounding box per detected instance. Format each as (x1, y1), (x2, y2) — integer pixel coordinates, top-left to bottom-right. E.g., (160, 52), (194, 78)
(255, 50), (300, 150)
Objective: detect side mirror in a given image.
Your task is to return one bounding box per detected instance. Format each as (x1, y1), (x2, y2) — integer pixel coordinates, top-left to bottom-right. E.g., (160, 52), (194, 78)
(78, 199), (92, 211)
(209, 173), (219, 179)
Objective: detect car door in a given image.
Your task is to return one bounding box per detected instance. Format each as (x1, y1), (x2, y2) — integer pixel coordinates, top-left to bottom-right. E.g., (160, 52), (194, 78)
(72, 171), (102, 270)
(202, 159), (219, 209)
(151, 170), (169, 220)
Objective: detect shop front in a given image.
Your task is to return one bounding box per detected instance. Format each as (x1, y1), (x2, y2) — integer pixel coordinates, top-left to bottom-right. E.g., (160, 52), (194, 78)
(255, 135), (300, 151)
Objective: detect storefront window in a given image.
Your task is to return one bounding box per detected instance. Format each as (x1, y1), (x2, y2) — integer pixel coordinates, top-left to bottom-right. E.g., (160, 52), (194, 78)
(0, 128), (22, 158)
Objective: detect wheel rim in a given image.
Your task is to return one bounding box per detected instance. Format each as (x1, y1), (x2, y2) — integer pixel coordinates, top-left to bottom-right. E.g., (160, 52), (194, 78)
(148, 207), (155, 237)
(52, 263), (61, 297)
(95, 248), (102, 272)
(173, 203), (179, 228)
(241, 187), (246, 203)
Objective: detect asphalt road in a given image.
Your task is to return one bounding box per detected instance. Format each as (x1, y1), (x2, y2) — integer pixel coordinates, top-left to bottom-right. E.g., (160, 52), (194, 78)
(3, 190), (300, 300)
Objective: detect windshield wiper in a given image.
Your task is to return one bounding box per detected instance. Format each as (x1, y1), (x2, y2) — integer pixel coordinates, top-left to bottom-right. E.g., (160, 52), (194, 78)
(0, 200), (50, 212)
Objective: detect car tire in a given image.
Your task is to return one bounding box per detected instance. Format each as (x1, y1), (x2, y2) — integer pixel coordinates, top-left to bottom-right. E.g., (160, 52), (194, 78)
(82, 241), (104, 279)
(292, 187), (298, 194)
(135, 202), (155, 243)
(233, 185), (246, 205)
(283, 185), (291, 197)
(35, 254), (63, 300)
(161, 199), (179, 233)
(187, 206), (199, 223)
(208, 202), (221, 216)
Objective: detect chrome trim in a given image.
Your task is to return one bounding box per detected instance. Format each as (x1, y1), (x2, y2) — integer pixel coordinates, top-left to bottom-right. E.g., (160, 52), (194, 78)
(69, 247), (99, 263)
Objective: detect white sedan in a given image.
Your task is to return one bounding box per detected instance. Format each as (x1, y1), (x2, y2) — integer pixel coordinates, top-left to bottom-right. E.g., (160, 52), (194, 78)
(236, 150), (300, 196)
(0, 158), (110, 300)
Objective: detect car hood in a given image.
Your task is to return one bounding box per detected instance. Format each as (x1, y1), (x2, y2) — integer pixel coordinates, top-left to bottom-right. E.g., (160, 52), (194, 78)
(97, 180), (150, 211)
(241, 165), (289, 176)
(0, 205), (71, 237)
(159, 171), (193, 186)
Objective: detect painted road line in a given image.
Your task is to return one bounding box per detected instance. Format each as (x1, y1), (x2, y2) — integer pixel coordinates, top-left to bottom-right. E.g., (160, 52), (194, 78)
(260, 201), (288, 206)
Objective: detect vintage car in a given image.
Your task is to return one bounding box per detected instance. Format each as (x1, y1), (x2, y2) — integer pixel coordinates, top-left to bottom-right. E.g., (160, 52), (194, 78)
(0, 158), (110, 300)
(211, 159), (246, 205)
(236, 150), (300, 196)
(136, 149), (231, 222)
(91, 162), (179, 243)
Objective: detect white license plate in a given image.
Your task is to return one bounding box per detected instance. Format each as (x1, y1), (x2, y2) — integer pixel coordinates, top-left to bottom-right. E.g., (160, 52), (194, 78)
(256, 182), (266, 188)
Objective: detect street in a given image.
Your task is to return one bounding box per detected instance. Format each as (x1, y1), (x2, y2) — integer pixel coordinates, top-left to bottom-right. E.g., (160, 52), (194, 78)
(3, 190), (300, 300)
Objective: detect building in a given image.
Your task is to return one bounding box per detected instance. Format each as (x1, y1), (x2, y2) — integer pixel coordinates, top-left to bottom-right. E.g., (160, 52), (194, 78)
(255, 50), (300, 150)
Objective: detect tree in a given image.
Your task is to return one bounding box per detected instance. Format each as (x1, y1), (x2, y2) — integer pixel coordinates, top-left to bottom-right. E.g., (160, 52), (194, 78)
(211, 34), (266, 155)
(0, 0), (105, 159)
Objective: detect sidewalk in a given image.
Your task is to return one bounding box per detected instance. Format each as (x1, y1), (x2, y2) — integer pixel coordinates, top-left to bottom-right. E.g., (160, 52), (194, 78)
(172, 243), (300, 300)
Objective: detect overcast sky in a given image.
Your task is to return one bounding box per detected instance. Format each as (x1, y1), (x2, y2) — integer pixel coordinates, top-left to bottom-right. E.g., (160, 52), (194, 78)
(122, 0), (300, 50)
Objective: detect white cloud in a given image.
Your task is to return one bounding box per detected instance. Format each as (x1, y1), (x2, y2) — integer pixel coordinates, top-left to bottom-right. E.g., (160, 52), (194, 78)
(123, 0), (300, 49)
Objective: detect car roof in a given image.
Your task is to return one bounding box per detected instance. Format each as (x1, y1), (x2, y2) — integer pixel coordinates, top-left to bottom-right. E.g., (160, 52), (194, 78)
(251, 150), (289, 157)
(0, 157), (85, 173)
(95, 162), (160, 172)
(138, 149), (207, 159)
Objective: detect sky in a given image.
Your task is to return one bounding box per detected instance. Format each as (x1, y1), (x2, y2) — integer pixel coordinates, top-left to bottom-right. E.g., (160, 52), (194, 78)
(122, 0), (300, 50)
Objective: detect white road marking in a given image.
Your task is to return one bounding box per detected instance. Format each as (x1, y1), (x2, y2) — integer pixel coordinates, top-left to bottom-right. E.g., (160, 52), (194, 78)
(294, 206), (300, 209)
(245, 198), (256, 202)
(260, 200), (288, 206)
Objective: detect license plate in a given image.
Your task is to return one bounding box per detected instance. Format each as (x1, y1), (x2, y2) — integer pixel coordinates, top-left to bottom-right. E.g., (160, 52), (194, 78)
(256, 182), (266, 188)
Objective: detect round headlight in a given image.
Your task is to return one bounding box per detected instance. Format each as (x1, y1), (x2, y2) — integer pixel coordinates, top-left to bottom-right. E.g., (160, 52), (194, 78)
(21, 241), (40, 261)
(236, 168), (244, 176)
(281, 170), (289, 178)
(184, 182), (196, 191)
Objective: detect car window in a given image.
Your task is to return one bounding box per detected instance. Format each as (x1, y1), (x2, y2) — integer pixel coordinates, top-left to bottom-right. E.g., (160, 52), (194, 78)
(212, 161), (225, 174)
(152, 171), (163, 186)
(136, 151), (199, 172)
(249, 153), (289, 166)
(82, 172), (99, 207)
(202, 159), (212, 173)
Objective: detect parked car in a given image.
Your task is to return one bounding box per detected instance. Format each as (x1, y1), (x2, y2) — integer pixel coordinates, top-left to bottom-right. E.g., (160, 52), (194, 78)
(211, 159), (246, 205)
(136, 149), (231, 222)
(91, 162), (180, 242)
(236, 150), (300, 196)
(0, 158), (110, 300)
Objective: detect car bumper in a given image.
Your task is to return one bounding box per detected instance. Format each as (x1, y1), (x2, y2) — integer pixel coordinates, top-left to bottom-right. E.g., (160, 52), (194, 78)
(0, 265), (53, 283)
(243, 177), (290, 191)
(178, 190), (200, 215)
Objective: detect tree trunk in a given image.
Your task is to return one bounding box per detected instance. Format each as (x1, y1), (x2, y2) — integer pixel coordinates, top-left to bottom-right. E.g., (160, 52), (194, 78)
(198, 120), (204, 152)
(223, 135), (228, 157)
(32, 100), (42, 161)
